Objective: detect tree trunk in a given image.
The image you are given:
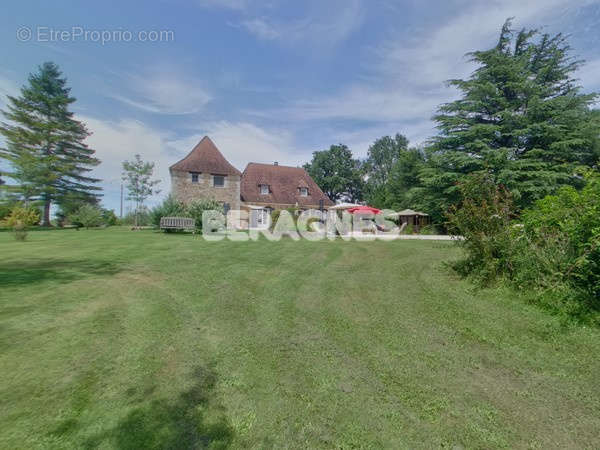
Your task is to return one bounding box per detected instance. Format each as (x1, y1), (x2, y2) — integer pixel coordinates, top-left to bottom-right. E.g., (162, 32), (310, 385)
(42, 200), (51, 226)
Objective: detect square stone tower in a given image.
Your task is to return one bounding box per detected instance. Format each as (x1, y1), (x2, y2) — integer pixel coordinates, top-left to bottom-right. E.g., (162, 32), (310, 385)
(169, 136), (241, 211)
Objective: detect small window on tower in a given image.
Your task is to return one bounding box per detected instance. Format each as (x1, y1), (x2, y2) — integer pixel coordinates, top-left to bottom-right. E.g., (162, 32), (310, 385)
(213, 175), (225, 187)
(191, 172), (200, 183)
(299, 187), (309, 197)
(260, 184), (269, 195)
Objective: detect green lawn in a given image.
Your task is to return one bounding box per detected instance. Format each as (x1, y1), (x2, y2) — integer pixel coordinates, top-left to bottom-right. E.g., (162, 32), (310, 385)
(1, 228), (599, 449)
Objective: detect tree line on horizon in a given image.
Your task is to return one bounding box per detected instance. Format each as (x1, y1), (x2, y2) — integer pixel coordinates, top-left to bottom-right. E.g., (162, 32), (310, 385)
(304, 19), (600, 226)
(1, 19), (599, 230)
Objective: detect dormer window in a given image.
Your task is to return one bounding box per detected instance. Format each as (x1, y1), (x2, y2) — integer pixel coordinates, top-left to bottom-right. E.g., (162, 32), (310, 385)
(191, 172), (200, 183)
(260, 184), (269, 195)
(299, 187), (309, 197)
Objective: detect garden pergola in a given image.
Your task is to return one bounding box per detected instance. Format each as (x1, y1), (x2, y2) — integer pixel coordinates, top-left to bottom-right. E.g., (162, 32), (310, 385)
(388, 209), (429, 232)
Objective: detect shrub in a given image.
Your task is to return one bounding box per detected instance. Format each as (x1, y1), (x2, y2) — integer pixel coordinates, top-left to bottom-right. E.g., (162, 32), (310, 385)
(270, 208), (300, 231)
(419, 224), (437, 235)
(270, 209), (281, 230)
(2, 205), (40, 240)
(55, 196), (100, 227)
(401, 223), (414, 235)
(446, 173), (517, 283)
(447, 171), (600, 321)
(119, 209), (152, 226)
(101, 209), (118, 226)
(0, 201), (18, 222)
(520, 173), (600, 303)
(69, 204), (104, 229)
(286, 207), (300, 217)
(150, 195), (187, 226)
(187, 199), (223, 232)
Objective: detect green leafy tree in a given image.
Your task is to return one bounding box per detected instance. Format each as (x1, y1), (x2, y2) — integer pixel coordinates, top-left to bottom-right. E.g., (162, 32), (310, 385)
(303, 144), (363, 202)
(421, 19), (599, 223)
(364, 134), (409, 186)
(122, 154), (161, 227)
(363, 134), (410, 207)
(0, 62), (101, 225)
(362, 134), (426, 209)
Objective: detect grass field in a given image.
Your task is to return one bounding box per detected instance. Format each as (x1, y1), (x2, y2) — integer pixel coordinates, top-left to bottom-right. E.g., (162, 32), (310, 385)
(1, 228), (599, 449)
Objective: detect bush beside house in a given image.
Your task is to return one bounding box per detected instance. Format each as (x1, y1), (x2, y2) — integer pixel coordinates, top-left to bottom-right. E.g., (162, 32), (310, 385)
(151, 195), (223, 232)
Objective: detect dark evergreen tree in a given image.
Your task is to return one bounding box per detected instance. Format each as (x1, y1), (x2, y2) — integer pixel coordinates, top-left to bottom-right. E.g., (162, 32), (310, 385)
(0, 62), (101, 225)
(421, 19), (599, 222)
(385, 147), (425, 210)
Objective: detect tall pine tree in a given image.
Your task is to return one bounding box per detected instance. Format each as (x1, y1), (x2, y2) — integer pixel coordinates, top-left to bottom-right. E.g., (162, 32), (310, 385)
(421, 19), (599, 222)
(0, 62), (101, 225)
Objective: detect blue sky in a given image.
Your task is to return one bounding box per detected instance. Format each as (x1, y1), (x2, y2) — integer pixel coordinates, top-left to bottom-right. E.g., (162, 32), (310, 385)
(1, 0), (600, 213)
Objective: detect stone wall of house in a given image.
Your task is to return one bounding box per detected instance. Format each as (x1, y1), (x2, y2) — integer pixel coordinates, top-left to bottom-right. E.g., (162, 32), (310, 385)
(171, 169), (240, 210)
(240, 201), (329, 210)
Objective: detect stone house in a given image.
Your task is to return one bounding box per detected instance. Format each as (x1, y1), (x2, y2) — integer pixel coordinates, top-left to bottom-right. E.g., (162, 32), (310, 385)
(170, 136), (242, 211)
(169, 136), (333, 226)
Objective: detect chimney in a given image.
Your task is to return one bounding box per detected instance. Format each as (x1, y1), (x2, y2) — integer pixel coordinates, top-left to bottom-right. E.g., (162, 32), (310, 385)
(274, 161), (278, 166)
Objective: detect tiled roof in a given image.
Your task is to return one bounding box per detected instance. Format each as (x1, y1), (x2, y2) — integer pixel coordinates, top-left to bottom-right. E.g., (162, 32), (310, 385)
(169, 136), (241, 176)
(241, 162), (334, 207)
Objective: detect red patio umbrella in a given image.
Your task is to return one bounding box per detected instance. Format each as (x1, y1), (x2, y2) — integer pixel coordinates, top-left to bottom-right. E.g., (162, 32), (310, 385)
(347, 206), (381, 215)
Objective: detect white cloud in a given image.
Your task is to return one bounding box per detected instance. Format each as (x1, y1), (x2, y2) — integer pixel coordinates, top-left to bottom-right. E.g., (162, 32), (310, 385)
(0, 75), (20, 110)
(109, 71), (211, 115)
(168, 121), (299, 172)
(280, 85), (448, 122)
(274, 0), (599, 132)
(376, 0), (597, 88)
(6, 108), (302, 210)
(0, 75), (20, 163)
(81, 116), (173, 210)
(329, 120), (438, 157)
(239, 18), (281, 40)
(576, 57), (600, 92)
(196, 0), (248, 10)
(237, 0), (364, 47)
